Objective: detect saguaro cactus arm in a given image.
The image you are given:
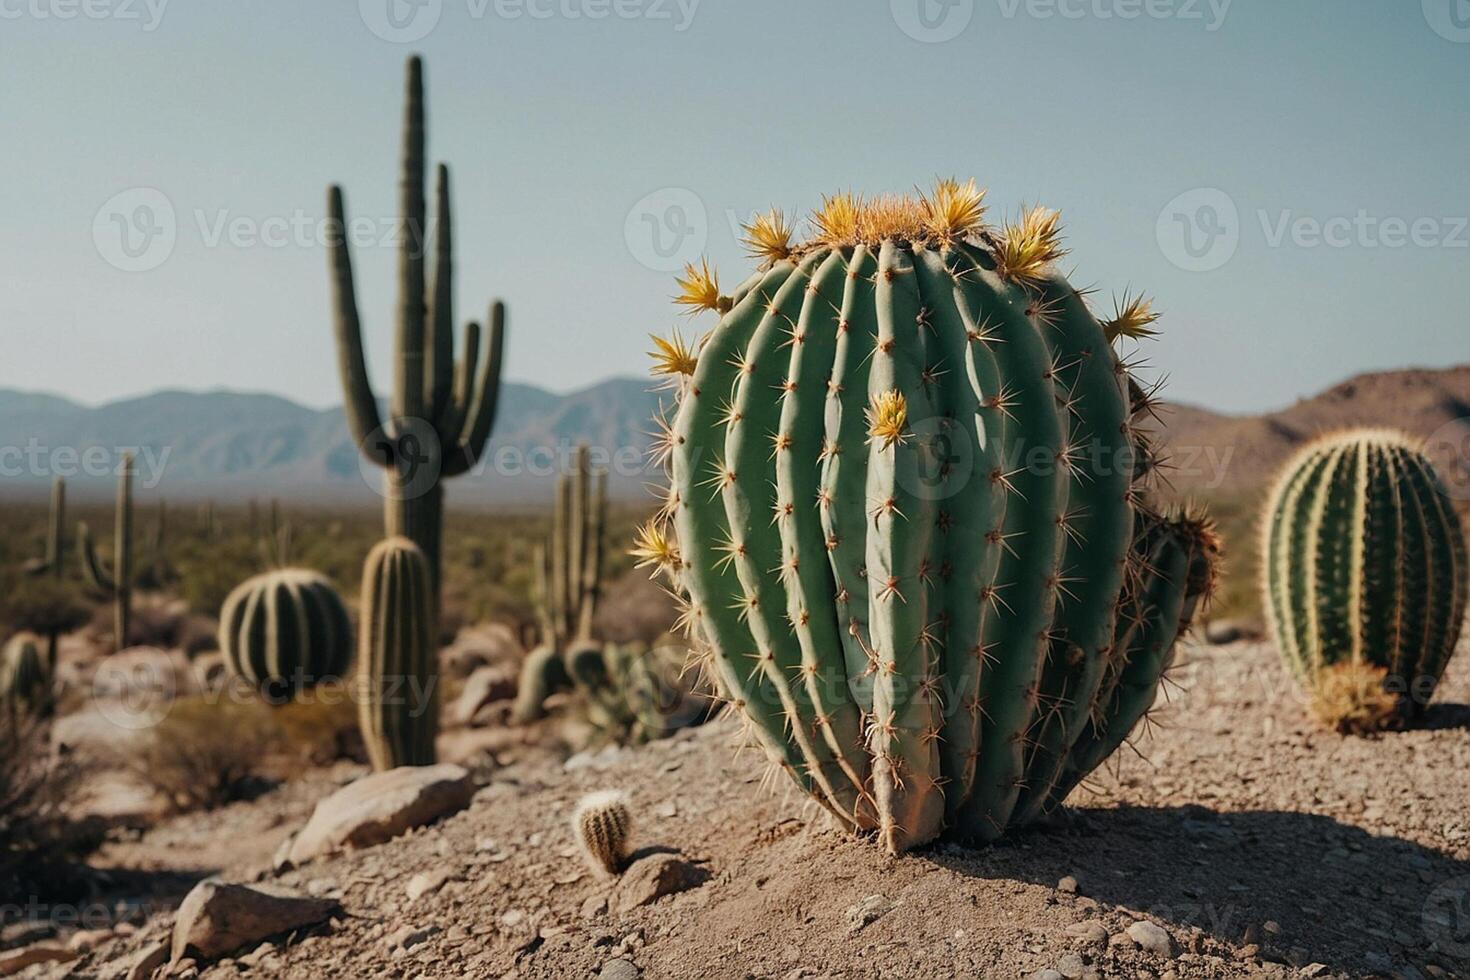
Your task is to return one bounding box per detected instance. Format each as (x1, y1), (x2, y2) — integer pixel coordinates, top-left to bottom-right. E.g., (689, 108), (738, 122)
(327, 186), (389, 468)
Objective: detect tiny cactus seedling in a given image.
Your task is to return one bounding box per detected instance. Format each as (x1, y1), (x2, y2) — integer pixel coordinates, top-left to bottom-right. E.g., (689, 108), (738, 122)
(572, 790), (632, 877)
(1, 632), (50, 718)
(648, 182), (1219, 851)
(217, 570), (353, 703)
(358, 536), (438, 770)
(79, 455), (134, 654)
(1262, 429), (1467, 731)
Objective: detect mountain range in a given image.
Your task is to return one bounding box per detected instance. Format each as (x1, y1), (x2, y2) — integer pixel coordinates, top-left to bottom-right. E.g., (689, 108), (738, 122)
(1, 366), (1466, 504)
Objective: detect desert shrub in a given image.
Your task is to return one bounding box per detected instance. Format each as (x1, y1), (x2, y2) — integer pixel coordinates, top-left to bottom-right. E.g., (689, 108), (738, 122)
(0, 575), (92, 640)
(272, 689), (366, 765)
(0, 713), (93, 902)
(121, 697), (280, 813)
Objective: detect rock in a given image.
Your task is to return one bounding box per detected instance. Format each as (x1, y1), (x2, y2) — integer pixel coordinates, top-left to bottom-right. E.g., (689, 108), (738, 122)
(0, 945), (78, 976)
(1030, 971), (1064, 980)
(384, 925), (438, 952)
(406, 867), (455, 902)
(67, 928), (113, 950)
(271, 835), (296, 873)
(170, 880), (339, 963)
(0, 921), (55, 947)
(1126, 920), (1176, 958)
(845, 894), (898, 934)
(581, 895), (609, 919)
(1065, 921), (1109, 945)
(600, 957), (641, 980)
(452, 666), (518, 725)
(614, 854), (707, 912)
(287, 764), (475, 863)
(1057, 875), (1079, 894)
(126, 941), (169, 980)
(442, 623), (523, 679)
(1056, 952), (1085, 979)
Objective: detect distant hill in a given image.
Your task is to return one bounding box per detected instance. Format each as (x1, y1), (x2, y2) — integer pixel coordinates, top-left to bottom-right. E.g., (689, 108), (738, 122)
(1, 365), (1465, 506)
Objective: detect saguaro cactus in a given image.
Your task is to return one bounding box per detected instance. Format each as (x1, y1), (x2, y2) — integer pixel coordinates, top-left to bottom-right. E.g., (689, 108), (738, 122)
(218, 570), (353, 703)
(358, 536), (438, 770)
(1262, 429), (1467, 731)
(644, 183), (1218, 851)
(79, 454), (134, 654)
(22, 477), (67, 670)
(328, 55), (506, 610)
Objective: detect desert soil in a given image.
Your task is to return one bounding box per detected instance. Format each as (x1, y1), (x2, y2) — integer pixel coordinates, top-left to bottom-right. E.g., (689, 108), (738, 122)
(25, 635), (1470, 980)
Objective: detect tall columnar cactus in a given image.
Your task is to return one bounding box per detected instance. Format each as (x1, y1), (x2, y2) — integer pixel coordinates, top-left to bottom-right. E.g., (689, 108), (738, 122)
(358, 536), (438, 770)
(1, 633), (51, 718)
(21, 477), (67, 670)
(217, 570), (353, 703)
(328, 55), (506, 611)
(641, 184), (1218, 851)
(1262, 429), (1467, 730)
(79, 454), (134, 654)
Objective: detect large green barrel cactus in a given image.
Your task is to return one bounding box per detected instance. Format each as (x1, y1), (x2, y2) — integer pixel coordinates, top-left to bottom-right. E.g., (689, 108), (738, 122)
(643, 184), (1218, 851)
(79, 454), (134, 654)
(328, 55), (506, 612)
(217, 570), (353, 703)
(1, 633), (50, 717)
(358, 536), (438, 770)
(1262, 429), (1467, 731)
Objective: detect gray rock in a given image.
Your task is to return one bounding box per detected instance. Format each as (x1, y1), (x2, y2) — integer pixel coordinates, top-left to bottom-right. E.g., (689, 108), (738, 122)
(600, 958), (641, 980)
(170, 881), (338, 964)
(1065, 921), (1109, 945)
(288, 764), (474, 864)
(1126, 920), (1176, 958)
(845, 894), (898, 934)
(1056, 951), (1086, 978)
(614, 855), (707, 912)
(1057, 875), (1079, 895)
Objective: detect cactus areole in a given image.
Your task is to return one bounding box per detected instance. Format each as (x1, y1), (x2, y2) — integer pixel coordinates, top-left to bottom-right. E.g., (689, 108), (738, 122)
(646, 185), (1218, 851)
(1262, 429), (1467, 727)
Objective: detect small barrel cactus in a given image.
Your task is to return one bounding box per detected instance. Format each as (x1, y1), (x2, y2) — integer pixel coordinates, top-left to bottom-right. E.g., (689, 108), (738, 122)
(1262, 429), (1467, 731)
(358, 536), (438, 770)
(217, 570), (354, 702)
(643, 183), (1218, 851)
(1, 632), (50, 717)
(572, 790), (632, 877)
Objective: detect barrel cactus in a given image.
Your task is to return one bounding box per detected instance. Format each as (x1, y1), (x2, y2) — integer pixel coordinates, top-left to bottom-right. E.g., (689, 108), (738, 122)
(641, 183), (1219, 851)
(217, 570), (353, 703)
(1, 633), (50, 717)
(358, 536), (438, 770)
(1262, 429), (1467, 731)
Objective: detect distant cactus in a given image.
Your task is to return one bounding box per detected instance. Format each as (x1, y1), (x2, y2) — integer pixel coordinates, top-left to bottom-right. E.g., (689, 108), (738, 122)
(647, 184), (1219, 851)
(328, 55), (506, 615)
(79, 454), (134, 654)
(572, 790), (631, 877)
(510, 644), (571, 724)
(358, 537), (438, 770)
(21, 477), (67, 670)
(1262, 429), (1468, 730)
(217, 570), (353, 703)
(1, 633), (50, 717)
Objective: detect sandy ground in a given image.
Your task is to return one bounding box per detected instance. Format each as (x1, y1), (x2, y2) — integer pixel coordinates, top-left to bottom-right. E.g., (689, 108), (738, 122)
(22, 635), (1470, 980)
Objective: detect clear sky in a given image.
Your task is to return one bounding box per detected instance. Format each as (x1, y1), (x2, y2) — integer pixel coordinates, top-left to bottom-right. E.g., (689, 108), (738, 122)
(3, 1), (1467, 414)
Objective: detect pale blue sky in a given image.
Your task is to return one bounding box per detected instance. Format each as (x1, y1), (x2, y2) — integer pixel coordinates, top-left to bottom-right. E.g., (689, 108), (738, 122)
(2, 1), (1467, 413)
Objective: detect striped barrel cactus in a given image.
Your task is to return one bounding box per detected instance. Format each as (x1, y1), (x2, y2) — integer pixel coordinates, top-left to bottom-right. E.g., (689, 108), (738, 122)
(218, 570), (353, 702)
(640, 183), (1219, 851)
(358, 537), (438, 770)
(1262, 429), (1467, 731)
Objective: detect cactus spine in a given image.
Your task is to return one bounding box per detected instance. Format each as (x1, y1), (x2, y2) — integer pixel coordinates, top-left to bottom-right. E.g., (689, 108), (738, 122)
(218, 570), (353, 703)
(572, 790), (631, 877)
(358, 536), (438, 770)
(79, 454), (134, 654)
(328, 55), (506, 612)
(1, 633), (50, 718)
(1262, 429), (1468, 729)
(22, 477), (67, 671)
(649, 185), (1218, 851)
